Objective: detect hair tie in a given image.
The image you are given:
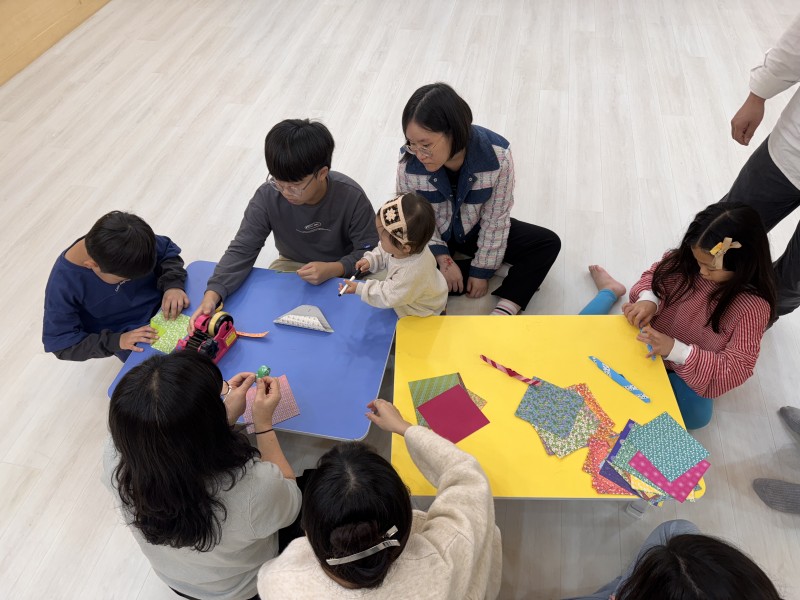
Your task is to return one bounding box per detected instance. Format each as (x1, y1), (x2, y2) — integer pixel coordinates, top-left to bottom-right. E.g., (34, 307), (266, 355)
(325, 525), (401, 566)
(380, 197), (410, 245)
(708, 237), (742, 269)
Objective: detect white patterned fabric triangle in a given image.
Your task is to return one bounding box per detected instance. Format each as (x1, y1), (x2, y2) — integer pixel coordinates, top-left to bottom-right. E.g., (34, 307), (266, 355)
(273, 304), (334, 332)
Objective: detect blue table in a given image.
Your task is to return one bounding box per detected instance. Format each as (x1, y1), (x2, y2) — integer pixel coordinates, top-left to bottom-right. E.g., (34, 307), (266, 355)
(108, 261), (398, 440)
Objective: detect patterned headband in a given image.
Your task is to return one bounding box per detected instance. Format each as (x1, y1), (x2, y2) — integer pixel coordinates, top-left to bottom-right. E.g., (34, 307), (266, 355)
(380, 196), (409, 245)
(325, 526), (401, 566)
(709, 237), (742, 270)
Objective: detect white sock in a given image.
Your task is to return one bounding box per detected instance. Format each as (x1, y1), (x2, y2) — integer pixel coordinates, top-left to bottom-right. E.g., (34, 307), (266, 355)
(491, 299), (521, 316)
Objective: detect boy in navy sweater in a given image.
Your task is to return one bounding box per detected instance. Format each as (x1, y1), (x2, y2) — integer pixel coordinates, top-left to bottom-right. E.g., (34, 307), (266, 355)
(43, 211), (188, 361)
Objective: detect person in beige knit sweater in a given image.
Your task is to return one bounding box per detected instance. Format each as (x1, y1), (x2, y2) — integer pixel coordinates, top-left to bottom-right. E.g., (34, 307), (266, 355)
(257, 399), (501, 599)
(339, 193), (448, 317)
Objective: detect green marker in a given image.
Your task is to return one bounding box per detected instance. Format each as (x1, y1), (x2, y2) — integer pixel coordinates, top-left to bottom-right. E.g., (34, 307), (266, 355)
(257, 365), (271, 379)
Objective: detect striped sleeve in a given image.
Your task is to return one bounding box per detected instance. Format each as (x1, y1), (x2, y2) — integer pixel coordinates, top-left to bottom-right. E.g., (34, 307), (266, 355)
(629, 256), (668, 304)
(670, 295), (770, 398)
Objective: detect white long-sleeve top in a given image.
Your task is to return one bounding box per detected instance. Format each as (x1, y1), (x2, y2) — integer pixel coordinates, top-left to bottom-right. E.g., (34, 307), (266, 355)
(750, 12), (800, 188)
(257, 426), (502, 600)
(356, 245), (448, 318)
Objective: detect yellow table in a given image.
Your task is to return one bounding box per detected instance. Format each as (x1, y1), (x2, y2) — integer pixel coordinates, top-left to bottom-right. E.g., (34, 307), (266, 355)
(392, 315), (698, 499)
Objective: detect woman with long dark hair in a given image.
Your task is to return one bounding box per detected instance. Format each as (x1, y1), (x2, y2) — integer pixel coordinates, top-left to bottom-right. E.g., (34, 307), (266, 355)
(104, 351), (300, 600)
(579, 202), (777, 429)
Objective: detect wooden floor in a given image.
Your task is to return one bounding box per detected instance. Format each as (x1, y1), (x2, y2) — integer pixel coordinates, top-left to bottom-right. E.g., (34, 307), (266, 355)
(1, 1), (798, 598)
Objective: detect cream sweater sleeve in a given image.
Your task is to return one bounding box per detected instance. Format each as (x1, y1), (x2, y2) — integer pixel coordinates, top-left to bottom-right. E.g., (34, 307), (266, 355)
(404, 426), (502, 600)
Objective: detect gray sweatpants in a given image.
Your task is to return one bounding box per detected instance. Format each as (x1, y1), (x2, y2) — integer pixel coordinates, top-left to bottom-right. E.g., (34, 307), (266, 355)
(722, 136), (800, 316)
(562, 519), (700, 600)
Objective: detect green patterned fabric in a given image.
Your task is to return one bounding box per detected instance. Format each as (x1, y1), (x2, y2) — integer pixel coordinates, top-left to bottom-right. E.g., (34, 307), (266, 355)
(625, 412), (709, 481)
(150, 311), (190, 354)
(408, 374), (485, 427)
(514, 379), (585, 438)
(537, 404), (600, 458)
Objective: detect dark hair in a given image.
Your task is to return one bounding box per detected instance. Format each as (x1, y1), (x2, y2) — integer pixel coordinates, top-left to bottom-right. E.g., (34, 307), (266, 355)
(402, 82), (473, 160)
(109, 352), (259, 552)
(85, 211), (157, 279)
(382, 193), (436, 254)
(301, 443), (413, 588)
(617, 533), (784, 600)
(264, 118), (334, 182)
(652, 202), (777, 332)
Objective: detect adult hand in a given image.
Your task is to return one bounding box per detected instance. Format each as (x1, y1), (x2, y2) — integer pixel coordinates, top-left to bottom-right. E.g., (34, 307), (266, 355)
(622, 300), (657, 328)
(338, 280), (358, 295)
(297, 261), (344, 285)
(366, 399), (412, 435)
(731, 92), (765, 146)
(252, 376), (281, 427)
(637, 325), (675, 359)
(437, 254), (463, 293)
(119, 325), (158, 351)
(223, 372), (255, 424)
(466, 277), (489, 298)
(355, 258), (371, 274)
(189, 290), (221, 333)
(162, 288), (189, 320)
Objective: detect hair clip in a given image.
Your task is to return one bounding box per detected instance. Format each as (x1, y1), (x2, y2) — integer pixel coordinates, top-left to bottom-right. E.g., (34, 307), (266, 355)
(325, 525), (401, 566)
(709, 237), (742, 270)
(380, 196), (410, 245)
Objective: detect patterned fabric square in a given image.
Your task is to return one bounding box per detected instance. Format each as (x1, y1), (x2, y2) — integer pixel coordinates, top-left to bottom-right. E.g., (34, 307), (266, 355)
(150, 311), (190, 354)
(571, 383), (615, 438)
(408, 374), (485, 427)
(598, 421), (639, 496)
(625, 412), (709, 481)
(242, 375), (300, 433)
(583, 436), (633, 496)
(417, 385), (490, 444)
(629, 451), (710, 503)
(537, 404), (600, 458)
(514, 378), (585, 438)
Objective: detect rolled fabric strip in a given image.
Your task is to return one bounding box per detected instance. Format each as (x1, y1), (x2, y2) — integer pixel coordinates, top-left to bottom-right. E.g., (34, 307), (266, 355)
(480, 354), (541, 386)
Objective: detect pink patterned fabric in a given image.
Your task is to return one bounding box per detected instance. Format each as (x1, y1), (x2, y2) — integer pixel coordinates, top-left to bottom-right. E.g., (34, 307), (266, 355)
(628, 451), (709, 503)
(242, 375), (300, 433)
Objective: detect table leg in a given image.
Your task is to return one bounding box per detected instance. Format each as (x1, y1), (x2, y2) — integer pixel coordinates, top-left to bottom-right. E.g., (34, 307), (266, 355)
(624, 499), (648, 519)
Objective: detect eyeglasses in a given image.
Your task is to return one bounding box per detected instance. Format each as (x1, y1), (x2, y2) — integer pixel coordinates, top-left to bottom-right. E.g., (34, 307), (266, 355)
(404, 135), (444, 159)
(267, 173), (316, 197)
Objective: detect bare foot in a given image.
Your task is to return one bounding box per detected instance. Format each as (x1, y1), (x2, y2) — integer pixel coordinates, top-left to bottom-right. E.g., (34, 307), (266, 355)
(588, 265), (626, 298)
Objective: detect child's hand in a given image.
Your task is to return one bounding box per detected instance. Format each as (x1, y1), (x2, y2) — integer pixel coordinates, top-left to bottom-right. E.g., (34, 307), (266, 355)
(437, 254), (463, 293)
(120, 325), (159, 351)
(466, 277), (488, 298)
(622, 300), (657, 328)
(366, 399), (412, 435)
(355, 258), (370, 274)
(162, 288), (189, 320)
(297, 261), (342, 285)
(637, 326), (675, 359)
(338, 280), (358, 295)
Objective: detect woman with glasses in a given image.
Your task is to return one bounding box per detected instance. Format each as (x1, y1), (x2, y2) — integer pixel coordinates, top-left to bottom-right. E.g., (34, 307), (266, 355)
(104, 351), (300, 600)
(397, 82), (561, 315)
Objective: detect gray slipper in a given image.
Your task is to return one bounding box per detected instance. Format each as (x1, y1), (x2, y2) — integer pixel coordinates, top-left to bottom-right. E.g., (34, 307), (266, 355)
(778, 406), (800, 437)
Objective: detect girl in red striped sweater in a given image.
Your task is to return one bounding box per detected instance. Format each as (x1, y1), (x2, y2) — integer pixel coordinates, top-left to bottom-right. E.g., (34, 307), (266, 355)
(581, 203), (777, 429)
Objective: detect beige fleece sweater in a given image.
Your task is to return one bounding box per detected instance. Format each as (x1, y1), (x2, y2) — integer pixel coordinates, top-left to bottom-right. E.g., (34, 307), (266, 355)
(257, 426), (502, 599)
(356, 246), (448, 317)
